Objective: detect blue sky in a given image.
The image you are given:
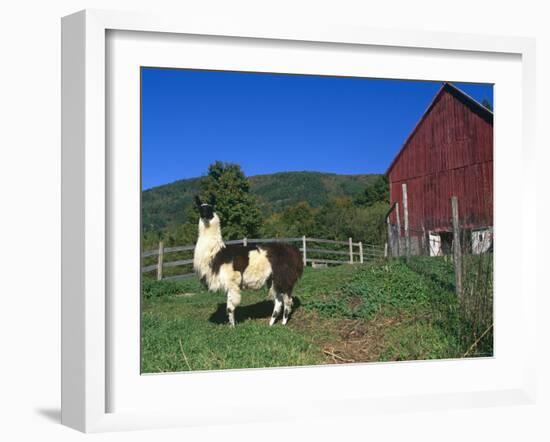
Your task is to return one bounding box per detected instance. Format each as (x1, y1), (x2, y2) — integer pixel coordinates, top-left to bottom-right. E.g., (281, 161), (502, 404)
(141, 68), (493, 190)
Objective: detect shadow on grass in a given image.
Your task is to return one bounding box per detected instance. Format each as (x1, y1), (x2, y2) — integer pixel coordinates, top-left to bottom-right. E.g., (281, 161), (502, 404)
(208, 296), (302, 324)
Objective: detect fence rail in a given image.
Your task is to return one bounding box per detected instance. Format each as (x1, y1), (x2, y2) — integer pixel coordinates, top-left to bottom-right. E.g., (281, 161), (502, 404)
(142, 236), (384, 281)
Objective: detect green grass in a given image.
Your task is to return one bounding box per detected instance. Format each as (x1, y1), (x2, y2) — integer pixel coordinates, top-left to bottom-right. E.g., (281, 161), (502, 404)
(141, 283), (328, 372)
(141, 256), (493, 373)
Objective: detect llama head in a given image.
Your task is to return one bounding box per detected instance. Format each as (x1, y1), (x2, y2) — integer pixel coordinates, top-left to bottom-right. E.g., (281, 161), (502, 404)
(194, 195), (216, 224)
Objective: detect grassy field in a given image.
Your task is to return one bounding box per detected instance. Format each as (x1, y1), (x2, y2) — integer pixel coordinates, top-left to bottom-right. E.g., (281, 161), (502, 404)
(141, 256), (493, 373)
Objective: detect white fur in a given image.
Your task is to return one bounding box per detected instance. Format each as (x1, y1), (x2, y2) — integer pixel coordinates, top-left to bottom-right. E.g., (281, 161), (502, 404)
(270, 293), (283, 326)
(242, 248), (272, 290)
(282, 294), (293, 325)
(193, 214), (224, 291)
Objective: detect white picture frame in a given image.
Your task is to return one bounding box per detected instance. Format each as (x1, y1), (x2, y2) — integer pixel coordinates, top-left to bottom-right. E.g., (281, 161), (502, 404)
(61, 9), (537, 433)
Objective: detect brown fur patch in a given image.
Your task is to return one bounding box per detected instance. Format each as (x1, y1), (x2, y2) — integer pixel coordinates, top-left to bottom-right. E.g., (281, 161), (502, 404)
(260, 243), (303, 294)
(210, 244), (259, 275)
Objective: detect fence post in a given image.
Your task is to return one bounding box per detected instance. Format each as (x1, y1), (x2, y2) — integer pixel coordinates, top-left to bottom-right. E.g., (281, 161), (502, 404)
(243, 237), (247, 246)
(421, 223), (430, 256)
(402, 183), (410, 260)
(359, 241), (364, 263)
(451, 196), (463, 300)
(348, 238), (353, 264)
(396, 202), (401, 256)
(157, 240), (164, 281)
(386, 216), (393, 257)
(302, 235), (307, 267)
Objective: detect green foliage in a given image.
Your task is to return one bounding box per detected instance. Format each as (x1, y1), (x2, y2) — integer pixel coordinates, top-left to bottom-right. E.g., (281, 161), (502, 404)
(142, 171), (381, 234)
(403, 255), (493, 356)
(261, 201), (317, 237)
(142, 230), (162, 252)
(313, 198), (389, 245)
(306, 259), (454, 318)
(142, 205), (199, 252)
(142, 177), (202, 232)
(379, 321), (458, 362)
(142, 277), (203, 299)
(354, 174), (389, 207)
(350, 201), (390, 245)
(262, 194), (387, 248)
(313, 197), (352, 240)
(141, 164), (391, 247)
(250, 171), (379, 212)
(200, 161), (262, 239)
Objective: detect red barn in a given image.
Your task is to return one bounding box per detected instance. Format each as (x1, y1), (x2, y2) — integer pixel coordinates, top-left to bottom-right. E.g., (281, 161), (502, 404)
(385, 82), (493, 255)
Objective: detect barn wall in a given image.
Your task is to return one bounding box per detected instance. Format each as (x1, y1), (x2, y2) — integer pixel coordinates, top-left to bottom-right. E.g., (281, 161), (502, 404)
(387, 87), (493, 233)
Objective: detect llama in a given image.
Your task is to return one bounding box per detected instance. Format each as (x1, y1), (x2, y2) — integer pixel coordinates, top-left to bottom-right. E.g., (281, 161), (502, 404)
(193, 196), (303, 326)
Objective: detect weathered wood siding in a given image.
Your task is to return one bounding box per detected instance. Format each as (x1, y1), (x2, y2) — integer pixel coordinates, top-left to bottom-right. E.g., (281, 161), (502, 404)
(387, 84), (493, 233)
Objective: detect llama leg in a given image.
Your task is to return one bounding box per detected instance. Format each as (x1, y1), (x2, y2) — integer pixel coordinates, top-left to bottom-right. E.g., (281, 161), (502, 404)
(226, 289), (241, 327)
(269, 292), (283, 326)
(282, 294), (293, 325)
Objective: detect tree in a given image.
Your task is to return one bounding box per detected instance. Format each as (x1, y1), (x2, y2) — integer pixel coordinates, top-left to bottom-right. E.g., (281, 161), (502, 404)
(261, 201), (317, 237)
(162, 204), (200, 245)
(355, 175), (389, 207)
(347, 202), (389, 245)
(314, 197), (354, 240)
(200, 161), (262, 239)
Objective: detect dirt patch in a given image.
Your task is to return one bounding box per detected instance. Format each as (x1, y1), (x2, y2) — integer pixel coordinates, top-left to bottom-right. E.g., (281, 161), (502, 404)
(287, 309), (332, 335)
(287, 307), (407, 364)
(321, 313), (406, 364)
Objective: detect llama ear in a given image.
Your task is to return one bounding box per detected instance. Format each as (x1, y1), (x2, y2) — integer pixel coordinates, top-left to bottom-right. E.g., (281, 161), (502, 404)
(194, 195), (202, 207)
(208, 194), (216, 206)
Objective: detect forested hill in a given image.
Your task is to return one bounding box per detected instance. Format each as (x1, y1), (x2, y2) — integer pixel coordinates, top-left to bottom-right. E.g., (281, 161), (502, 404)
(142, 171), (380, 232)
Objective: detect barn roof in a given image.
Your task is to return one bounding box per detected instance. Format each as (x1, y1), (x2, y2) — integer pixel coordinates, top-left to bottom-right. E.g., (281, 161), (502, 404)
(385, 82), (493, 176)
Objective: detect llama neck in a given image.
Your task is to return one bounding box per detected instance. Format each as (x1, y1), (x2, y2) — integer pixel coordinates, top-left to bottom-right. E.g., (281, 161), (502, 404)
(194, 214), (224, 276)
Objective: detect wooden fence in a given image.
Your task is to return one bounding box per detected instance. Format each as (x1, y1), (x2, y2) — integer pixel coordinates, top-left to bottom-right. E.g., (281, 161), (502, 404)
(142, 236), (384, 281)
